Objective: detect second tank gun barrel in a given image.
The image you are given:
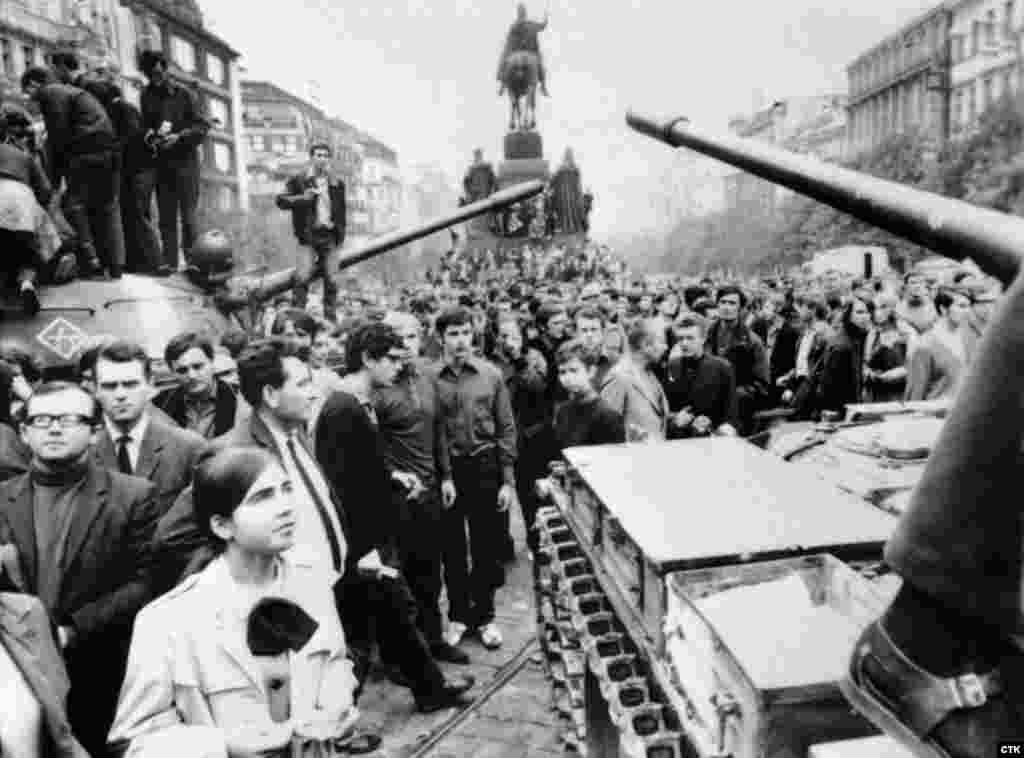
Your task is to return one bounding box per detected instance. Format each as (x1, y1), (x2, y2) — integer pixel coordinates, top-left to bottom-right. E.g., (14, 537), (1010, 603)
(626, 111), (1024, 286)
(217, 179), (545, 312)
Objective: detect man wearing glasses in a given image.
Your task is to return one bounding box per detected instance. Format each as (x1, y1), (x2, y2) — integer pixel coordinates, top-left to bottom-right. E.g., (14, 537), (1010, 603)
(0, 382), (159, 755)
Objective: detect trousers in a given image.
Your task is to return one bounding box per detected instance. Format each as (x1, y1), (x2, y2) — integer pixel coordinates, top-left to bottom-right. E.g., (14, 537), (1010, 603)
(396, 489), (445, 644)
(442, 451), (505, 627)
(121, 168), (162, 273)
(334, 570), (445, 698)
(64, 151), (126, 271)
(143, 158), (199, 270)
(293, 227), (341, 320)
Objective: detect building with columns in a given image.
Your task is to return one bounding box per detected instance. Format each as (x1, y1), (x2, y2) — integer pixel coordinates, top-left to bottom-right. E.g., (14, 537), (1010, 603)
(724, 95), (847, 215)
(948, 0), (1021, 133)
(845, 4), (953, 157)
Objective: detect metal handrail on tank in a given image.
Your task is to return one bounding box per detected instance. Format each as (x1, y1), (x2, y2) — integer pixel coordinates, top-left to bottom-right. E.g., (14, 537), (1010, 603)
(626, 111), (1024, 286)
(216, 180), (545, 311)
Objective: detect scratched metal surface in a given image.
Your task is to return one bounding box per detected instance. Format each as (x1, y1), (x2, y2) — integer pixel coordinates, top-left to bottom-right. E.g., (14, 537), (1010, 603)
(562, 437), (896, 567)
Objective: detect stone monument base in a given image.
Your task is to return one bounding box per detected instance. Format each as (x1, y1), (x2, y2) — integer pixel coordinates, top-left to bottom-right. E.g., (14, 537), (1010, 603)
(504, 130), (544, 160)
(498, 158), (549, 189)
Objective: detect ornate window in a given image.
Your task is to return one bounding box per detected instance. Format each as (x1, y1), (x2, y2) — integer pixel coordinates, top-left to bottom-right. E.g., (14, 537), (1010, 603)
(170, 35), (195, 72)
(207, 96), (230, 130)
(206, 52), (226, 85)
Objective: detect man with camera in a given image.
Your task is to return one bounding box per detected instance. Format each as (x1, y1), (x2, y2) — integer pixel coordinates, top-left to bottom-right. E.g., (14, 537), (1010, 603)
(138, 50), (209, 275)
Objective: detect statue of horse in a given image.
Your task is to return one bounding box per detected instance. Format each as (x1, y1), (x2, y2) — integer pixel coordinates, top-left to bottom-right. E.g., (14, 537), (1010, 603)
(501, 50), (539, 132)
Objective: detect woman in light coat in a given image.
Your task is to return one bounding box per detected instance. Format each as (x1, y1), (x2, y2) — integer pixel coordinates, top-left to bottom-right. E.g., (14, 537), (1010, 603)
(108, 447), (378, 757)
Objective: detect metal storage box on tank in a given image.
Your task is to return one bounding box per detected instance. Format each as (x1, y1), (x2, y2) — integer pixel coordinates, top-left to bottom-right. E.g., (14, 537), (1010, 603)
(556, 438), (899, 757)
(663, 554), (901, 758)
(559, 438), (896, 651)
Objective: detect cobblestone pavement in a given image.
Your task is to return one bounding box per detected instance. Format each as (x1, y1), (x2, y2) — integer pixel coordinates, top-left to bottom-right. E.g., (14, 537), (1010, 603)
(355, 507), (570, 757)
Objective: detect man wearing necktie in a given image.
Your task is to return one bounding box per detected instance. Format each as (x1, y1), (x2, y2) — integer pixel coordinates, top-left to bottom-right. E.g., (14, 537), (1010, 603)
(91, 340), (207, 517)
(151, 338), (475, 713)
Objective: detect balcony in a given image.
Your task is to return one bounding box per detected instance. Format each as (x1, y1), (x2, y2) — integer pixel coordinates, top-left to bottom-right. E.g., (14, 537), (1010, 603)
(0, 1), (68, 42)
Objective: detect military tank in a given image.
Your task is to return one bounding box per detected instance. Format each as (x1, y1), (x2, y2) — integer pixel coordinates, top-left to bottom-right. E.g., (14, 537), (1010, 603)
(516, 112), (1024, 758)
(0, 181), (544, 385)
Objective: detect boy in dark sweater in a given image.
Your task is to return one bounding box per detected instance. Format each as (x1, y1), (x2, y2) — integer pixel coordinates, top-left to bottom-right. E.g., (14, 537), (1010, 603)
(552, 339), (625, 451)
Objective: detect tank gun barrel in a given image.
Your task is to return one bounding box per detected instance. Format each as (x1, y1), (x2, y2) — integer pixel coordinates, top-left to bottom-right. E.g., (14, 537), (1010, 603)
(626, 111), (1024, 285)
(219, 179), (544, 311)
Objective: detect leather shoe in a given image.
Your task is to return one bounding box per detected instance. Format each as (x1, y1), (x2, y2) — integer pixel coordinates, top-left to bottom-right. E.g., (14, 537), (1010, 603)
(415, 674), (476, 713)
(840, 620), (1022, 758)
(431, 641), (470, 664)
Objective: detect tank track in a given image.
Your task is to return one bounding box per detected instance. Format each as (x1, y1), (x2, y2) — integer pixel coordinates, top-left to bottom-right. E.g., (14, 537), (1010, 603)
(533, 505), (697, 758)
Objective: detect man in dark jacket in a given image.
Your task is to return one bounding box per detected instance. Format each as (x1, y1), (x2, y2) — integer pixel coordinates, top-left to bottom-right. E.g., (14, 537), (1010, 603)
(276, 142), (347, 320)
(153, 332), (244, 439)
(0, 382), (159, 755)
(665, 315), (738, 438)
(138, 50), (209, 274)
(705, 285), (770, 435)
(22, 66), (124, 279)
(80, 76), (160, 274)
(316, 324), (476, 711)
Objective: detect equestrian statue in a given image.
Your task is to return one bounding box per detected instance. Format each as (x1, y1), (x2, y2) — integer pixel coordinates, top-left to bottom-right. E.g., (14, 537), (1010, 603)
(497, 3), (549, 132)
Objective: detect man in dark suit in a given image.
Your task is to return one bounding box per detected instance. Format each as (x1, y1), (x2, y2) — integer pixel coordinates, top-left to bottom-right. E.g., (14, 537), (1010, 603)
(0, 381), (159, 756)
(92, 340), (206, 516)
(276, 141), (346, 320)
(665, 314), (738, 438)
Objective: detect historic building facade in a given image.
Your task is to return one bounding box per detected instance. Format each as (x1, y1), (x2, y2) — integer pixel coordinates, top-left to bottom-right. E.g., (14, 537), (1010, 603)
(241, 79), (401, 237)
(724, 95), (847, 215)
(0, 0), (247, 211)
(845, 5), (953, 157)
(948, 0), (1021, 133)
(115, 0), (247, 211)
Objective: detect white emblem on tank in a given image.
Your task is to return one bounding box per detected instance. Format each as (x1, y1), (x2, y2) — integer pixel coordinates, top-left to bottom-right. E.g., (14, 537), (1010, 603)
(36, 317), (88, 360)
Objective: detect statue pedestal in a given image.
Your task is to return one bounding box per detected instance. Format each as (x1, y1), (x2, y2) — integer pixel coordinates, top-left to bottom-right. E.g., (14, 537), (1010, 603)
(498, 158), (549, 188)
(504, 130), (543, 160)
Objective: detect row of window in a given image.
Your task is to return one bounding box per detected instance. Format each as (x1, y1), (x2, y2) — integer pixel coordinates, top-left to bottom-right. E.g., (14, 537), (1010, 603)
(951, 2), (1017, 63)
(952, 67), (1017, 126)
(848, 78), (931, 145)
(133, 11), (229, 88)
(249, 134), (301, 154)
(849, 20), (944, 95)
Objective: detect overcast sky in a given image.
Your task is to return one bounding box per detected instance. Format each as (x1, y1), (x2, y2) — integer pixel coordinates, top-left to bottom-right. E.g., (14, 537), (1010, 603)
(202, 0), (937, 239)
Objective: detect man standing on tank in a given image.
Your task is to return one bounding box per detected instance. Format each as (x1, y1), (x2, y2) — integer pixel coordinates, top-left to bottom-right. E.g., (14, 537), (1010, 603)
(138, 50), (209, 275)
(21, 66), (124, 279)
(276, 142), (346, 321)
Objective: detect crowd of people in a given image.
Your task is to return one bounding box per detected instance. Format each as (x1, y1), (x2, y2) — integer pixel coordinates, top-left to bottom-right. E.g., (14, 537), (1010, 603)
(0, 228), (1004, 755)
(0, 46), (208, 315)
